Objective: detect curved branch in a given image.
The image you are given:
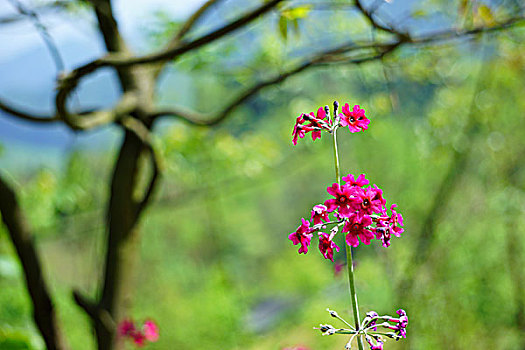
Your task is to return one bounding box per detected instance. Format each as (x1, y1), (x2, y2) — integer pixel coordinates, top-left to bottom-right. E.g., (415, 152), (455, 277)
(55, 0), (285, 117)
(110, 0), (285, 66)
(0, 94), (134, 131)
(149, 15), (524, 127)
(355, 0), (401, 35)
(0, 97), (59, 123)
(171, 0), (226, 43)
(58, 92), (138, 131)
(150, 44), (394, 126)
(153, 0), (227, 78)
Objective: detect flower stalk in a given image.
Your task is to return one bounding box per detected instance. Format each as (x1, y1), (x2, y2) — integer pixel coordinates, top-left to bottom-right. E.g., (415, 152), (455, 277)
(288, 100), (407, 349)
(331, 101), (364, 350)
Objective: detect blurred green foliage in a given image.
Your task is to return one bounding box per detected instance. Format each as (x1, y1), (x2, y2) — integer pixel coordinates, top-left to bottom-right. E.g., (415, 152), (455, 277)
(1, 2), (525, 350)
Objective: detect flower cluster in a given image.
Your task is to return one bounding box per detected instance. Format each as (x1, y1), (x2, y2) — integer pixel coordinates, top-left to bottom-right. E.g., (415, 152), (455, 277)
(288, 173), (404, 260)
(292, 102), (369, 145)
(317, 308), (409, 350)
(118, 319), (159, 347)
(288, 100), (408, 349)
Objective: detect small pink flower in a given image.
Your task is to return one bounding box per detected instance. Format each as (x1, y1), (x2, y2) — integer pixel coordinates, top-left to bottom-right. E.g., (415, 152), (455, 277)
(117, 319), (135, 337)
(352, 187), (384, 216)
(389, 204), (404, 237)
(318, 232), (340, 261)
(324, 183), (357, 217)
(311, 204), (330, 225)
(292, 114), (313, 145)
(365, 335), (384, 350)
(342, 173), (369, 187)
(308, 107), (331, 141)
(386, 309), (408, 338)
(374, 224), (391, 248)
(118, 318), (159, 347)
(291, 107), (332, 145)
(288, 218), (314, 254)
(343, 214), (374, 247)
(339, 103), (369, 133)
(132, 331), (146, 347)
(143, 320), (159, 342)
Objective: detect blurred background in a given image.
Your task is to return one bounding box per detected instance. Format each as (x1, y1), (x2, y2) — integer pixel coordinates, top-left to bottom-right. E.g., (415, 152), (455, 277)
(1, 0), (524, 349)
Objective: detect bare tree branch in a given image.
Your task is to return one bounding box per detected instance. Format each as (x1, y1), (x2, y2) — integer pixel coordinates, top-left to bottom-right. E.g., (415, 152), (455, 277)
(110, 0), (285, 66)
(148, 15), (525, 126)
(55, 0), (285, 119)
(152, 0), (227, 78)
(171, 0), (226, 43)
(355, 0), (402, 36)
(56, 92), (138, 130)
(0, 174), (69, 350)
(90, 0), (136, 92)
(150, 45), (392, 126)
(0, 93), (134, 130)
(0, 1), (68, 25)
(7, 0), (66, 73)
(0, 97), (59, 123)
(73, 290), (115, 333)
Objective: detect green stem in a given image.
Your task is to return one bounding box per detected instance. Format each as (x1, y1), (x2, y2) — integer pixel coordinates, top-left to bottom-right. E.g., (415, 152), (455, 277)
(346, 246), (364, 350)
(332, 127), (364, 350)
(332, 128), (341, 185)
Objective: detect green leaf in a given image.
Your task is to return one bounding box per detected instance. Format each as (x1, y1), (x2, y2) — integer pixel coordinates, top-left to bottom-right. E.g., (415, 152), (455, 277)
(278, 15), (288, 40)
(281, 5), (312, 20)
(477, 5), (495, 26)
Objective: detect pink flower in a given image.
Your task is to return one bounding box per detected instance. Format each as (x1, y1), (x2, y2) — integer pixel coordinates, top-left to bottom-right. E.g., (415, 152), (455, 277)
(118, 319), (159, 347)
(371, 184), (387, 212)
(343, 214), (374, 247)
(311, 204), (330, 225)
(288, 218), (314, 254)
(365, 311), (379, 331)
(292, 114), (312, 145)
(352, 187), (385, 216)
(386, 309), (408, 338)
(339, 103), (369, 133)
(374, 224), (391, 248)
(389, 204), (404, 237)
(291, 107), (332, 145)
(324, 183), (357, 217)
(308, 107), (331, 141)
(118, 319), (136, 337)
(342, 173), (369, 187)
(143, 320), (159, 342)
(365, 335), (384, 350)
(318, 232), (340, 262)
(132, 332), (146, 347)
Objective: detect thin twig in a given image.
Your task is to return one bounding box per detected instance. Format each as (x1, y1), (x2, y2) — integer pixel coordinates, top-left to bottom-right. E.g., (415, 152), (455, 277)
(7, 0), (65, 73)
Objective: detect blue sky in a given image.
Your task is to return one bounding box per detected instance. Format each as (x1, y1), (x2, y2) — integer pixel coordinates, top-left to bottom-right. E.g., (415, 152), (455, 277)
(0, 0), (206, 61)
